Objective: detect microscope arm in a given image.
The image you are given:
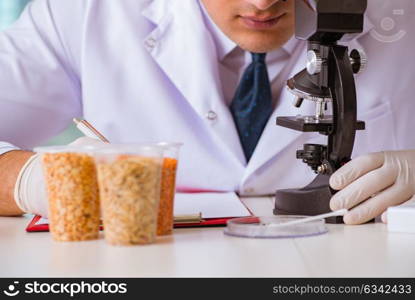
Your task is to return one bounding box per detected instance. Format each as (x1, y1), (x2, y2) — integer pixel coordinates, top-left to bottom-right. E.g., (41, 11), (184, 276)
(328, 45), (359, 170)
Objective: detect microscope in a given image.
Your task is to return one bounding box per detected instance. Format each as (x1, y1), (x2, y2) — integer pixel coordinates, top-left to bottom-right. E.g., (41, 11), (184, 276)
(274, 0), (368, 223)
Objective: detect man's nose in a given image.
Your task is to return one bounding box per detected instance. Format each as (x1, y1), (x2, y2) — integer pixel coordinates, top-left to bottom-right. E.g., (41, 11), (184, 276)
(244, 0), (284, 11)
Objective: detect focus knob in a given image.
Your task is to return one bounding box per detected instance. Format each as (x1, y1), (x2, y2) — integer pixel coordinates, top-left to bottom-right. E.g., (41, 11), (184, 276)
(306, 50), (323, 75)
(350, 49), (367, 74)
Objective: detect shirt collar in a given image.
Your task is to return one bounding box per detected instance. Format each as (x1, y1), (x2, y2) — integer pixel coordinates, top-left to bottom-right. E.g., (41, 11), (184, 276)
(199, 0), (237, 61)
(281, 35), (300, 55)
(199, 0), (299, 61)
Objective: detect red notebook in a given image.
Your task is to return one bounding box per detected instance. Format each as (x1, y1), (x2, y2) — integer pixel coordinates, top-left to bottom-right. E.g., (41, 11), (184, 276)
(26, 192), (252, 232)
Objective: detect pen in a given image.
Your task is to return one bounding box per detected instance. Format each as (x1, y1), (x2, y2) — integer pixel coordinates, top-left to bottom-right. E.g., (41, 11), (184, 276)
(173, 213), (203, 224)
(73, 118), (110, 143)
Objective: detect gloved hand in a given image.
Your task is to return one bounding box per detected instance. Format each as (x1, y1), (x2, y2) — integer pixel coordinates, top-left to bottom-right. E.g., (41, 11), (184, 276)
(329, 150), (415, 225)
(14, 137), (105, 218)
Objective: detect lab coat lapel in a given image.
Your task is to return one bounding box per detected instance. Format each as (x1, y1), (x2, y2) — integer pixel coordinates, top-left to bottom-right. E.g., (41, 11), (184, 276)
(142, 0), (245, 165)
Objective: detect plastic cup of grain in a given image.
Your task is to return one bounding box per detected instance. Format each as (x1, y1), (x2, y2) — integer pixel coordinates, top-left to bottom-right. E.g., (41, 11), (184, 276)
(93, 145), (164, 246)
(154, 142), (182, 236)
(35, 145), (101, 242)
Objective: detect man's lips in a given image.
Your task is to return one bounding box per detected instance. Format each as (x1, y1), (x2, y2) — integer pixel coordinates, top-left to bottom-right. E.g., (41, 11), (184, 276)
(241, 14), (281, 22)
(239, 13), (286, 29)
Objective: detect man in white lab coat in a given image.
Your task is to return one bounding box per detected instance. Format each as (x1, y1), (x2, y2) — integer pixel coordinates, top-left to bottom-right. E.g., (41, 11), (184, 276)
(0, 0), (414, 224)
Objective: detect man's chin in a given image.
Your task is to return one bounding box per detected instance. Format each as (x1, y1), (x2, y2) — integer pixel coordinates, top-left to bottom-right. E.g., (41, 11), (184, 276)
(236, 39), (289, 53)
(230, 31), (294, 53)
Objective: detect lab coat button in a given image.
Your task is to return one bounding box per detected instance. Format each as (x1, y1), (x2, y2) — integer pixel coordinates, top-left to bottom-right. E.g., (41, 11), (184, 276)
(206, 110), (217, 121)
(145, 38), (157, 50)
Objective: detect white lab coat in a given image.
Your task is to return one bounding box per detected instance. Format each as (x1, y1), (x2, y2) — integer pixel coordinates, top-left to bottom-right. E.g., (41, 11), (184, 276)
(0, 0), (414, 195)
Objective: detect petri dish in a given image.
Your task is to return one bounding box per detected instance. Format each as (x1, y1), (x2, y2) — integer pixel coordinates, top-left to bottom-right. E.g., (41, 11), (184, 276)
(224, 216), (328, 239)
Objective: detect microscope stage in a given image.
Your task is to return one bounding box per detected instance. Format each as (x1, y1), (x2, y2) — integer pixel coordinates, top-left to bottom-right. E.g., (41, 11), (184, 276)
(277, 116), (365, 133)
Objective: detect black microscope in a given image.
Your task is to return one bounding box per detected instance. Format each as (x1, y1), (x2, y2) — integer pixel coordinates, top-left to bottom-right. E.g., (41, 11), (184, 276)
(274, 0), (368, 223)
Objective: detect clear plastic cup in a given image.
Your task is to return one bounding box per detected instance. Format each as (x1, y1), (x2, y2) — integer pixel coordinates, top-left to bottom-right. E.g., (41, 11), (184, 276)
(35, 145), (101, 242)
(93, 145), (164, 246)
(154, 142), (182, 236)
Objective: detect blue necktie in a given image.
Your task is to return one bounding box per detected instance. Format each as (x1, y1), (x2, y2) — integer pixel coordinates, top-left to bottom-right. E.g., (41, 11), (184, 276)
(230, 53), (273, 161)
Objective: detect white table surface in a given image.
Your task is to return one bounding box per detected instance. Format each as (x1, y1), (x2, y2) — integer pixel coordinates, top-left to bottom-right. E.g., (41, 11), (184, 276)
(1, 197), (415, 277)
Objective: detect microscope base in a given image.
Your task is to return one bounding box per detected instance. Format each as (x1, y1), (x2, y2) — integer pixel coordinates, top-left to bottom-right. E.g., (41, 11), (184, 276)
(274, 174), (343, 224)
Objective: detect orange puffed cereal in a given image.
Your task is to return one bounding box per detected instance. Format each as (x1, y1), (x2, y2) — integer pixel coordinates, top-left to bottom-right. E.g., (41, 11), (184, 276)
(42, 153), (100, 242)
(157, 158), (178, 236)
